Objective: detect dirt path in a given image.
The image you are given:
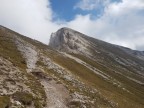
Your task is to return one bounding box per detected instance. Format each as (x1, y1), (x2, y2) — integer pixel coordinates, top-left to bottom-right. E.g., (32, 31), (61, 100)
(40, 79), (70, 108)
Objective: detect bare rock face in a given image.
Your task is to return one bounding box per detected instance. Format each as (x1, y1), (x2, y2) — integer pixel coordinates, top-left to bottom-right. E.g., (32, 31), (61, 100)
(49, 27), (90, 54)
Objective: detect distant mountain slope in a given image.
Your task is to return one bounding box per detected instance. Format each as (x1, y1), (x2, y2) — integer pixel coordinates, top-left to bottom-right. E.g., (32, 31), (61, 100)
(49, 27), (144, 107)
(0, 25), (144, 108)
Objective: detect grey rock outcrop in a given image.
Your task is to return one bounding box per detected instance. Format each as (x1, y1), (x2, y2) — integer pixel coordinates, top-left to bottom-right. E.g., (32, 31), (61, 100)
(49, 27), (90, 54)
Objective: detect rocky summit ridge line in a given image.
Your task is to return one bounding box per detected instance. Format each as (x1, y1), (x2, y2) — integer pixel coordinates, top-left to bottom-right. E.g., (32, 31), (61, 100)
(0, 25), (144, 108)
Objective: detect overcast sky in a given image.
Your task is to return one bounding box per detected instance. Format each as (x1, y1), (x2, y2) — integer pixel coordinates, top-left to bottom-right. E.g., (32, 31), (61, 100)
(0, 0), (144, 50)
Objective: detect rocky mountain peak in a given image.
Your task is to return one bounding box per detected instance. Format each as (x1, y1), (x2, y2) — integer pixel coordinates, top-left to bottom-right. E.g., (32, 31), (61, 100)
(0, 25), (2, 28)
(0, 25), (6, 31)
(49, 27), (90, 53)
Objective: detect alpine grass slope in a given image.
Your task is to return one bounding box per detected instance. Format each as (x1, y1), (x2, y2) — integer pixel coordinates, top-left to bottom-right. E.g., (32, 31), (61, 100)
(0, 26), (144, 108)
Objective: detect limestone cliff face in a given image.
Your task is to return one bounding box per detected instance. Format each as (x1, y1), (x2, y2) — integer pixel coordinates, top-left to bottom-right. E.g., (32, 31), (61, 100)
(49, 27), (90, 54)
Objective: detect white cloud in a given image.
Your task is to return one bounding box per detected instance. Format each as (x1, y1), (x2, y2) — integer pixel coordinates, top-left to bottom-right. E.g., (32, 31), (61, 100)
(74, 0), (110, 10)
(0, 0), (63, 43)
(70, 0), (144, 50)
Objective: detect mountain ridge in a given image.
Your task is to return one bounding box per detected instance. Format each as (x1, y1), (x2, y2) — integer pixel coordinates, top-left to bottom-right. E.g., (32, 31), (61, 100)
(49, 27), (144, 62)
(0, 25), (144, 108)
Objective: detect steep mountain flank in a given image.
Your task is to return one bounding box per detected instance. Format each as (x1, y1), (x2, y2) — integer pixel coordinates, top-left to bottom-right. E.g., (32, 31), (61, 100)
(0, 26), (144, 108)
(0, 26), (115, 108)
(49, 27), (144, 108)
